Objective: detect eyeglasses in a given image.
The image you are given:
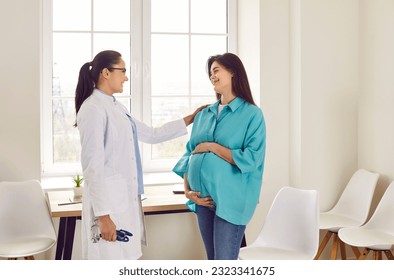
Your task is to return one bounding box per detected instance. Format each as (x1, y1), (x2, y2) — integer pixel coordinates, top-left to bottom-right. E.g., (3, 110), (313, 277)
(108, 67), (127, 73)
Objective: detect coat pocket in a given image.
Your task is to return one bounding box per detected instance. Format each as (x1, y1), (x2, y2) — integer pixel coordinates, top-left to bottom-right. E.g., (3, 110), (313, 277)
(104, 174), (129, 214)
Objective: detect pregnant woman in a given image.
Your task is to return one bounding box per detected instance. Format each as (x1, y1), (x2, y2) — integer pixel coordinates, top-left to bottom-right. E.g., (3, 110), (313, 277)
(173, 53), (266, 260)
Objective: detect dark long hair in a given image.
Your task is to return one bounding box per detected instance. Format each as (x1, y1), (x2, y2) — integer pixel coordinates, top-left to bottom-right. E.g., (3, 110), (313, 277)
(207, 53), (255, 105)
(74, 50), (122, 126)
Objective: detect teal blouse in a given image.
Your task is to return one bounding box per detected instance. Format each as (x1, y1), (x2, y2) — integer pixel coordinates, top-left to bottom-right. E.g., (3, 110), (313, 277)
(173, 97), (266, 225)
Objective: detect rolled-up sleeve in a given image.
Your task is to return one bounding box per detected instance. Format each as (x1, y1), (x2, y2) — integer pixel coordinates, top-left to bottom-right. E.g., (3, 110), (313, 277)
(172, 141), (193, 178)
(232, 110), (266, 174)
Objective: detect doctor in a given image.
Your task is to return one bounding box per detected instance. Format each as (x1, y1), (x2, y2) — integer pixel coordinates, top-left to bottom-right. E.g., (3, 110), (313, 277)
(75, 50), (204, 260)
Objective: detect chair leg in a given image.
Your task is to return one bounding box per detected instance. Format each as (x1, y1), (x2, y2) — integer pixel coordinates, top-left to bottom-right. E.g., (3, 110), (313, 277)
(314, 231), (333, 259)
(339, 239), (347, 260)
(350, 246), (361, 259)
(384, 250), (394, 260)
(373, 251), (382, 260)
(358, 248), (370, 260)
(7, 256), (35, 260)
(330, 233), (340, 260)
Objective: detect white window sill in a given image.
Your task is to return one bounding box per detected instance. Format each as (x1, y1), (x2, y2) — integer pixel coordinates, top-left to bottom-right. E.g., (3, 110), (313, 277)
(41, 172), (183, 191)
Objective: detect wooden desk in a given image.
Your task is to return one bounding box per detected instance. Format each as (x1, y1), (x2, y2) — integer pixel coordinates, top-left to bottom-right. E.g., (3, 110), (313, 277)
(47, 186), (188, 260)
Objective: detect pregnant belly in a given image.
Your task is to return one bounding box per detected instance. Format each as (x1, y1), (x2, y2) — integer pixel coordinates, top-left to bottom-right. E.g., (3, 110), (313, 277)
(187, 153), (237, 195)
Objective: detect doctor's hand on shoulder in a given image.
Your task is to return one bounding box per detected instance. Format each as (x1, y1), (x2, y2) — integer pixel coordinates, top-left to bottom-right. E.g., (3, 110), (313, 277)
(98, 215), (117, 242)
(183, 104), (209, 126)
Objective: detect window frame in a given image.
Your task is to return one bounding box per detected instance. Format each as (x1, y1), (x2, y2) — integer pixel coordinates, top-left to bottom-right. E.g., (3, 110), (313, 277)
(41, 0), (237, 178)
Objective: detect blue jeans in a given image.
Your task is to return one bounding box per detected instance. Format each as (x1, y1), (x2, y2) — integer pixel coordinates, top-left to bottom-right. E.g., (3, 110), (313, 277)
(195, 205), (246, 260)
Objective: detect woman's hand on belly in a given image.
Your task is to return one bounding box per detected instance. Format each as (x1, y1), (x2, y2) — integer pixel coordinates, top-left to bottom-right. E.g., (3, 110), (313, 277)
(192, 142), (235, 165)
(186, 191), (214, 208)
(191, 142), (214, 154)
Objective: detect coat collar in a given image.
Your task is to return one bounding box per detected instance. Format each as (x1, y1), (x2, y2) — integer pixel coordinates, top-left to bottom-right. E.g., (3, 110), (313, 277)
(93, 88), (116, 103)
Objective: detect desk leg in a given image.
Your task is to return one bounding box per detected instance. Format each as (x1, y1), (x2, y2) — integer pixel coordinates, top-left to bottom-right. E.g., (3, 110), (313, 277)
(55, 217), (66, 260)
(55, 216), (78, 260)
(63, 217), (77, 260)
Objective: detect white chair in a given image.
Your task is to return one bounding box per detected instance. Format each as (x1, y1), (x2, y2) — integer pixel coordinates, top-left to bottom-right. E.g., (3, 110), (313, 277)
(338, 181), (394, 260)
(238, 186), (319, 260)
(314, 169), (379, 260)
(0, 180), (57, 260)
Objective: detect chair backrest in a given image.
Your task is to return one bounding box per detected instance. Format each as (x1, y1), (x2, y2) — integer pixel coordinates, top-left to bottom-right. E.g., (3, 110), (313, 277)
(363, 181), (394, 232)
(0, 180), (56, 252)
(328, 169), (379, 223)
(254, 186), (319, 258)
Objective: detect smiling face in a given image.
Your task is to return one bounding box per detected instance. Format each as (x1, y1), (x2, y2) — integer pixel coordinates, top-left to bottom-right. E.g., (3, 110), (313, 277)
(206, 53), (255, 105)
(106, 58), (128, 94)
(209, 61), (233, 96)
(97, 57), (129, 95)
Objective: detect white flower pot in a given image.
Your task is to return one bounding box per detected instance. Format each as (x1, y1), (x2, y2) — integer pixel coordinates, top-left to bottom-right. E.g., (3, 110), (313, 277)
(73, 187), (83, 198)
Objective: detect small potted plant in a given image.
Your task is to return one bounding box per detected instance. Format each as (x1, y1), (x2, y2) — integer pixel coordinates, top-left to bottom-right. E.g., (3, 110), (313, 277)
(72, 174), (84, 198)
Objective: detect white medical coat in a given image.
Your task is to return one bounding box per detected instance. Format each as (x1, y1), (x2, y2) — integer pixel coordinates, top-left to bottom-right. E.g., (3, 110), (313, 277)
(77, 89), (187, 259)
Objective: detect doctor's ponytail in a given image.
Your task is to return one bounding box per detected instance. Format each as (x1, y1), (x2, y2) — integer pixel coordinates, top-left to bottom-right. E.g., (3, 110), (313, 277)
(74, 62), (93, 121)
(74, 50), (122, 127)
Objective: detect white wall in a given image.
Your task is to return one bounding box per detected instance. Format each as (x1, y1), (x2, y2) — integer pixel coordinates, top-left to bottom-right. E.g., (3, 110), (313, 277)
(0, 0), (41, 181)
(239, 0), (359, 251)
(0, 0), (41, 260)
(252, 0), (394, 259)
(295, 0), (359, 210)
(359, 0), (394, 211)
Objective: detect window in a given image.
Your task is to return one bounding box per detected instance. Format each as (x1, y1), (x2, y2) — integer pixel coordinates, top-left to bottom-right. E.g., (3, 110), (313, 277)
(41, 0), (236, 178)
